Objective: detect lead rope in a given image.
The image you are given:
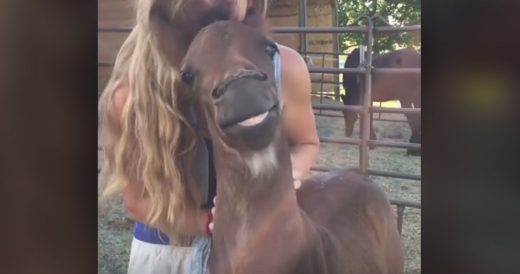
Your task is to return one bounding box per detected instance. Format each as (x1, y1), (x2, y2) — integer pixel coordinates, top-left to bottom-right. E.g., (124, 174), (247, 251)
(273, 49), (283, 111)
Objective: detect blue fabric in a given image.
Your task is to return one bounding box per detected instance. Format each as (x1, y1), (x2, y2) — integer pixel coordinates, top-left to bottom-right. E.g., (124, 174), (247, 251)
(133, 222), (170, 245)
(190, 237), (212, 274)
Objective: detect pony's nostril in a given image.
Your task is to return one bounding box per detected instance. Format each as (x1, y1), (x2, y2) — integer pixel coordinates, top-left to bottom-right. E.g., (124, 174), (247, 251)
(213, 71), (267, 100)
(212, 87), (224, 99)
(258, 72), (268, 81)
(249, 71), (267, 81)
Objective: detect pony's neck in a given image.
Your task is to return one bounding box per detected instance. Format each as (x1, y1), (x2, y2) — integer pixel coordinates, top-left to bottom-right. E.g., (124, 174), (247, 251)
(214, 136), (301, 228)
(210, 136), (307, 273)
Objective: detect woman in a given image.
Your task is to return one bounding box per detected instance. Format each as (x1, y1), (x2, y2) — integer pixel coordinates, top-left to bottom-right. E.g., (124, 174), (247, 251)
(98, 0), (319, 273)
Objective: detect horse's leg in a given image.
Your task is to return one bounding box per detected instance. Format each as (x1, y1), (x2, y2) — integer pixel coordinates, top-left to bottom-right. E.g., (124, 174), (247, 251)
(401, 99), (421, 156)
(369, 109), (376, 150)
(342, 110), (358, 137)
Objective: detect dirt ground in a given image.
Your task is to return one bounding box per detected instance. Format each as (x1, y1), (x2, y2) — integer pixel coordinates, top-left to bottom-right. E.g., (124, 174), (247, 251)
(98, 99), (421, 273)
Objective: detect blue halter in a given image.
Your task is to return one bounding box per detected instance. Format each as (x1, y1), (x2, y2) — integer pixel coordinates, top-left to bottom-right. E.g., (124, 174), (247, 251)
(273, 50), (283, 109)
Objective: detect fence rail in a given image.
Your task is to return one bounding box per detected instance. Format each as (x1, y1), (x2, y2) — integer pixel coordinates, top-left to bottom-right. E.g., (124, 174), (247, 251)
(314, 112), (409, 123)
(283, 17), (422, 225)
(98, 25), (421, 34)
(273, 25), (421, 33)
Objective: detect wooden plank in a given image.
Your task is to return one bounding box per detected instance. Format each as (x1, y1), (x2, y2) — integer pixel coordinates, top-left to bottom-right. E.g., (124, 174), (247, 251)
(269, 15), (299, 51)
(308, 0), (338, 6)
(98, 32), (129, 62)
(272, 33), (299, 51)
(98, 0), (135, 28)
(267, 0), (297, 17)
(98, 66), (114, 95)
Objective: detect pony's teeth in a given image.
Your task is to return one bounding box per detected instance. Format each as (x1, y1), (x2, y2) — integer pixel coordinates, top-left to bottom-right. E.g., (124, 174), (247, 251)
(237, 112), (269, 127)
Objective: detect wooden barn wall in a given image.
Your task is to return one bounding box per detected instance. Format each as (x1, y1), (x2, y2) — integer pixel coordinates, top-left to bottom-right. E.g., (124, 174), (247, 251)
(98, 0), (338, 96)
(267, 0), (300, 50)
(306, 1), (336, 96)
(98, 0), (134, 95)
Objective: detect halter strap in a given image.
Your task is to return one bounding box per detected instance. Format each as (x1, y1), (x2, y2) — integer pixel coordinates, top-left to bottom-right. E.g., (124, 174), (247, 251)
(273, 48), (283, 110)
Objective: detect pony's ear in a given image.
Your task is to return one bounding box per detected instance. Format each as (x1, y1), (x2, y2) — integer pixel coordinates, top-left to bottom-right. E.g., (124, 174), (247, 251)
(149, 6), (189, 68)
(242, 8), (269, 34)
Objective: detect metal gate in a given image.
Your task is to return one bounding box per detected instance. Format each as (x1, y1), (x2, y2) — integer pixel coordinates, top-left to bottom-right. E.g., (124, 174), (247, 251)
(271, 15), (421, 234)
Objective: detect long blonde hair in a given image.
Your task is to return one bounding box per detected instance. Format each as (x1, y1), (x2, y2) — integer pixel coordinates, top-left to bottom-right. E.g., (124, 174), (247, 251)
(98, 0), (269, 239)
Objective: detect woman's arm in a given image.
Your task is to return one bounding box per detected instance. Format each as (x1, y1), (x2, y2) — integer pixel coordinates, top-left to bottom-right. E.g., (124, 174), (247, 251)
(106, 80), (211, 236)
(122, 182), (210, 236)
(278, 45), (320, 188)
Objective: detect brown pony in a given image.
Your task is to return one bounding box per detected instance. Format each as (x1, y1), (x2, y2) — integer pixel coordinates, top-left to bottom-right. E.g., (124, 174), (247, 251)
(341, 47), (421, 156)
(177, 19), (404, 274)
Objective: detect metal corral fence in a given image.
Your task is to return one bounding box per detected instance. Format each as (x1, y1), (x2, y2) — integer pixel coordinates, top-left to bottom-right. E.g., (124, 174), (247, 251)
(271, 15), (421, 234)
(302, 50), (409, 124)
(98, 16), (421, 234)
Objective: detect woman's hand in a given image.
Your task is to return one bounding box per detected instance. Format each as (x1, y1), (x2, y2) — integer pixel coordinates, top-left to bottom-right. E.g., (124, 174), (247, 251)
(292, 169), (303, 189)
(291, 154), (307, 189)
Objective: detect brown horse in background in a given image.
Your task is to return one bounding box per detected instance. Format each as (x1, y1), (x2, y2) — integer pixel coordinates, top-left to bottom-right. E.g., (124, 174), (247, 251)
(178, 18), (404, 274)
(341, 47), (421, 155)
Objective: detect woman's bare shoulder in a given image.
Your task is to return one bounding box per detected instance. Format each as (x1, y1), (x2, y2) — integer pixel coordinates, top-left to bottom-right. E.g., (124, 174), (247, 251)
(111, 80), (128, 111)
(277, 45), (311, 101)
(278, 44), (308, 72)
(104, 79), (129, 134)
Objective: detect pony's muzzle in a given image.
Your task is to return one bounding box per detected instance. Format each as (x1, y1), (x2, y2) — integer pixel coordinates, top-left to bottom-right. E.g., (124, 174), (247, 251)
(212, 70), (268, 100)
(214, 71), (277, 130)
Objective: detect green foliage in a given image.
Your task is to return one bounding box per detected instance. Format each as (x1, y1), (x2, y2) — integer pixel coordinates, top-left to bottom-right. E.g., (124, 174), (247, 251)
(337, 0), (421, 53)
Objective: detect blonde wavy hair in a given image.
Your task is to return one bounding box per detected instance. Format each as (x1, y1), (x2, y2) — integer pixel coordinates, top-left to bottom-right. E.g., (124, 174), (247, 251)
(98, 0), (269, 239)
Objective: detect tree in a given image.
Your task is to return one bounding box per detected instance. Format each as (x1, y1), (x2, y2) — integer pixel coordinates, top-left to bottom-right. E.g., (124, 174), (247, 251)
(337, 0), (421, 54)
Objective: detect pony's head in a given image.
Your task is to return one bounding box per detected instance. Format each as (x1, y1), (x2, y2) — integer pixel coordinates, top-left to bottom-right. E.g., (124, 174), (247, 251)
(180, 20), (281, 177)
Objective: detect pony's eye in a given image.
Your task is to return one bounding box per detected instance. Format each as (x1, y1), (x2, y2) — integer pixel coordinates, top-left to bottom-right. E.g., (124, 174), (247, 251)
(180, 70), (195, 85)
(265, 43), (278, 59)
